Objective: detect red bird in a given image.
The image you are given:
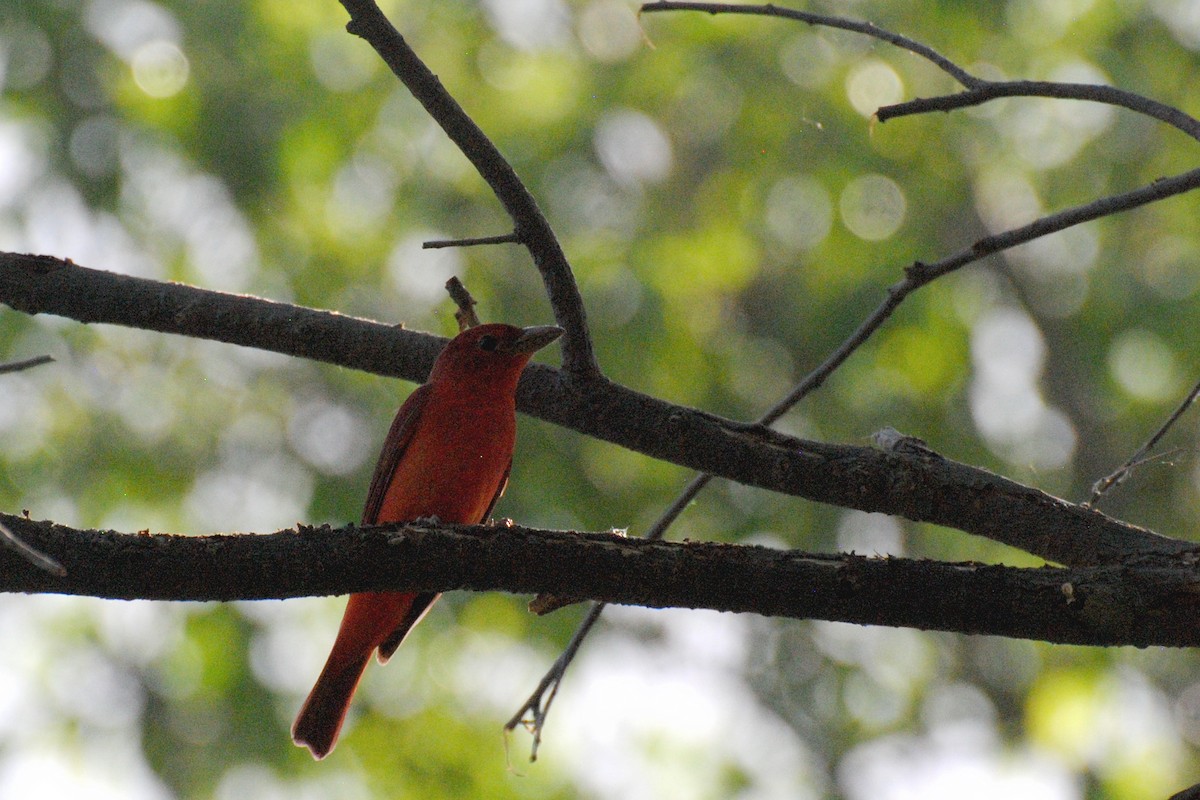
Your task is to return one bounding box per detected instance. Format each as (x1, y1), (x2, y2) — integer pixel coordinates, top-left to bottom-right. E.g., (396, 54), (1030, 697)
(292, 322), (563, 759)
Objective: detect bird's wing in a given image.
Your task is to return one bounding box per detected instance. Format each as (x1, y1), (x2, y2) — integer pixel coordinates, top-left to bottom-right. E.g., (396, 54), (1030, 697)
(361, 384), (431, 526)
(480, 458), (512, 523)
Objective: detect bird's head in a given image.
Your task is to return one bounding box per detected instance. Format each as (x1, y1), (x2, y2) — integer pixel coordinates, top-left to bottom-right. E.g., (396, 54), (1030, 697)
(428, 323), (563, 388)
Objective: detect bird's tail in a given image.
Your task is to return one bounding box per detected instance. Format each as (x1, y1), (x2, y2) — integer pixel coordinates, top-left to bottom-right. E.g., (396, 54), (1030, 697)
(291, 646), (370, 760)
(292, 591), (433, 759)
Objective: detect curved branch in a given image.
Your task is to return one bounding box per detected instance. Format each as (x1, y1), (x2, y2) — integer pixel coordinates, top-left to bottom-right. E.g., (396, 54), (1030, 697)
(4, 514), (1200, 648)
(881, 82), (1200, 141)
(336, 0), (599, 378)
(640, 2), (1200, 141)
(0, 253), (1190, 568)
(640, 1), (980, 87)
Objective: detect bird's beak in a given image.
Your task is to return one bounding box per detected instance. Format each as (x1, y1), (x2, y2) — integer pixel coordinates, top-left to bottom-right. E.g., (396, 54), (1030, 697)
(509, 325), (564, 354)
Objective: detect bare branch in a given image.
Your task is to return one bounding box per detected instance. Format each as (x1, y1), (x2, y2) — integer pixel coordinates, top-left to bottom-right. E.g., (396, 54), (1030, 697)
(0, 252), (447, 380)
(512, 472), (713, 754)
(641, 3), (1200, 141)
(640, 1), (981, 87)
(762, 166), (1200, 422)
(423, 233), (521, 249)
(3, 514), (1200, 648)
(336, 0), (599, 378)
(880, 82), (1200, 141)
(1088, 377), (1200, 507)
(0, 252), (1189, 567)
(0, 354), (54, 375)
(445, 276), (482, 330)
(507, 602), (604, 761)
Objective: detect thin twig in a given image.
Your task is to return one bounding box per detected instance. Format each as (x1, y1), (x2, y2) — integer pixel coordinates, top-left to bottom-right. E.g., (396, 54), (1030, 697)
(0, 354), (61, 574)
(423, 233), (520, 249)
(445, 276), (482, 330)
(505, 602), (604, 761)
(510, 472), (714, 751)
(337, 0), (600, 378)
(0, 355), (54, 374)
(764, 166), (1200, 416)
(1088, 377), (1200, 507)
(881, 81), (1200, 142)
(640, 1), (981, 87)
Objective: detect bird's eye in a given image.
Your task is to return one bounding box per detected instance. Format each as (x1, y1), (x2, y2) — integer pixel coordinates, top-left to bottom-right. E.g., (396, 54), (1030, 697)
(478, 334), (499, 352)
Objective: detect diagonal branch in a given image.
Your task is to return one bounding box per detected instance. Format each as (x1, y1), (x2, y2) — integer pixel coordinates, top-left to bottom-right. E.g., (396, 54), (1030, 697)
(336, 0), (599, 378)
(4, 513), (1200, 648)
(1088, 377), (1200, 507)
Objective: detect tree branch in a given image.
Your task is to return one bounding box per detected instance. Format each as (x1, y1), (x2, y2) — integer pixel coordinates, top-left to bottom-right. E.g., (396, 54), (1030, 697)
(0, 354), (54, 374)
(1088, 376), (1200, 507)
(336, 0), (599, 378)
(640, 2), (1200, 141)
(0, 253), (448, 379)
(640, 1), (981, 88)
(4, 513), (1200, 648)
(0, 252), (1188, 567)
(880, 82), (1200, 141)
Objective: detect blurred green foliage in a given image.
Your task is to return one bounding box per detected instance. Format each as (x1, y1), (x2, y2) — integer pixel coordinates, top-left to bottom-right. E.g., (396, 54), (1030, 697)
(2, 0), (1200, 797)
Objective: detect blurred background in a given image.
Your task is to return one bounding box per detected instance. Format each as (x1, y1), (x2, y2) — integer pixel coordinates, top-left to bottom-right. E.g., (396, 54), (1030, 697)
(2, 0), (1200, 797)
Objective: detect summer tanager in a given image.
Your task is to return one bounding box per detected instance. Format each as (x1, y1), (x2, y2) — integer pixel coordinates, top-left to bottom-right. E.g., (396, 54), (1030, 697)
(292, 322), (563, 759)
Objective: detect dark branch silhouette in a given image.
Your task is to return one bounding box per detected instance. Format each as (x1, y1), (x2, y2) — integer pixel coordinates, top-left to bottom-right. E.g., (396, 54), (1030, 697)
(0, 354), (54, 375)
(3, 513), (1200, 648)
(337, 0), (599, 378)
(0, 252), (1188, 568)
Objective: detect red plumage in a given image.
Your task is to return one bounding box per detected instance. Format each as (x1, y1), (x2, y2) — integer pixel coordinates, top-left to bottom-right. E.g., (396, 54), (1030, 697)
(292, 323), (562, 759)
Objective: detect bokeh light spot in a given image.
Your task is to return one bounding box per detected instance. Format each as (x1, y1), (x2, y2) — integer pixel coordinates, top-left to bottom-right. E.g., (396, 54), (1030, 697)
(845, 59), (904, 117)
(839, 174), (906, 240)
(131, 41), (189, 98)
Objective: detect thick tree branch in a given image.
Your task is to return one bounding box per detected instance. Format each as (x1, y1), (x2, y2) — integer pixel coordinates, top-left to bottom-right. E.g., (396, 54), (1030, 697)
(0, 252), (1189, 567)
(336, 0), (599, 378)
(5, 514), (1200, 648)
(0, 254), (448, 378)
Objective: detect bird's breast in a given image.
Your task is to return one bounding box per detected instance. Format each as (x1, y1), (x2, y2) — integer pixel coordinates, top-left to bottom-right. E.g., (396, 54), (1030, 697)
(376, 390), (516, 525)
